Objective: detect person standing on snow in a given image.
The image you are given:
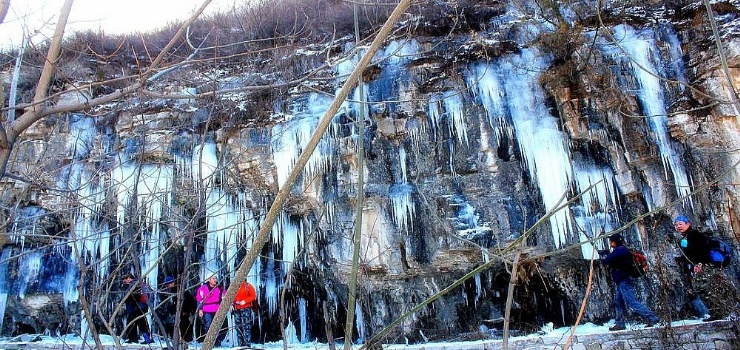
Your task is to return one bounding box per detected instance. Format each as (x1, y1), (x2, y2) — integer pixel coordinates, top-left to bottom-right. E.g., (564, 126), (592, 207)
(672, 215), (740, 321)
(196, 273), (226, 346)
(157, 275), (197, 342)
(232, 280), (260, 347)
(600, 233), (660, 331)
(673, 215), (712, 320)
(121, 273), (154, 344)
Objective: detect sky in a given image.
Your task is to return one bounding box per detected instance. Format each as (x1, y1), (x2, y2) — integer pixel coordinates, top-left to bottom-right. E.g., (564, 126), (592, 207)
(0, 0), (242, 48)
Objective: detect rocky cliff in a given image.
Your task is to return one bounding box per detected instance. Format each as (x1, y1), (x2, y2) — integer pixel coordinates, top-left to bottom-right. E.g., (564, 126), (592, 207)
(0, 0), (739, 346)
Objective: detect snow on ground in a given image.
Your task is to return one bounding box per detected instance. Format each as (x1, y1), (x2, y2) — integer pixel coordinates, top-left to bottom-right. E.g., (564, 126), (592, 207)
(0, 318), (708, 349)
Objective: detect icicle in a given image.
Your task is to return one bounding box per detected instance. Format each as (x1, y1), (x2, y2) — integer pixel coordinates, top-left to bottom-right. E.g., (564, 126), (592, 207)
(264, 250), (280, 314)
(274, 213), (301, 267)
(467, 63), (508, 134)
(470, 50), (574, 247)
(18, 251), (42, 298)
(271, 93), (335, 189)
(427, 90), (470, 172)
(442, 91), (469, 146)
(80, 310), (89, 340)
(399, 146), (408, 184)
(193, 141), (219, 187)
(571, 158), (619, 259)
(605, 25), (693, 208)
(204, 188), (238, 278)
(112, 159), (173, 288)
(389, 184), (416, 233)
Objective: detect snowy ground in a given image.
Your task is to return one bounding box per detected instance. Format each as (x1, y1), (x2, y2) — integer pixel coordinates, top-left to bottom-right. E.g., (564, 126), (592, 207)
(0, 318), (711, 349)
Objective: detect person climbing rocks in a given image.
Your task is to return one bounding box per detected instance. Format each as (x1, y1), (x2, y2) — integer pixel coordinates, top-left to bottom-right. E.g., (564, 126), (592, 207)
(120, 273), (154, 344)
(232, 279), (260, 347)
(600, 233), (660, 331)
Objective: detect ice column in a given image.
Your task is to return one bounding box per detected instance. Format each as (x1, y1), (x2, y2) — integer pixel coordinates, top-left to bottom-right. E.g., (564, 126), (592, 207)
(606, 25), (693, 206)
(66, 116), (111, 282)
(572, 160), (619, 257)
(0, 247), (10, 333)
(504, 50), (573, 246)
(470, 52), (624, 249)
(272, 93), (334, 189)
(112, 161), (173, 286)
(298, 297), (308, 343)
(355, 301), (366, 343)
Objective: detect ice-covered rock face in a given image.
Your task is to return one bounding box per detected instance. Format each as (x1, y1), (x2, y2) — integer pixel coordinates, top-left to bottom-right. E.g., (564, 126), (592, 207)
(0, 0), (739, 344)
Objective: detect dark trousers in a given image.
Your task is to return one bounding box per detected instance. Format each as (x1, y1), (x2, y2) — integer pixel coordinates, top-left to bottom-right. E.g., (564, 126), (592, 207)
(124, 309), (150, 342)
(162, 314), (194, 342)
(199, 312), (226, 345)
(233, 308), (254, 346)
(614, 279), (659, 327)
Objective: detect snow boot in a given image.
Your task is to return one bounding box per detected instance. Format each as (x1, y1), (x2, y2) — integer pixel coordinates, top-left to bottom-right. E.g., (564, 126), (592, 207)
(141, 332), (154, 344)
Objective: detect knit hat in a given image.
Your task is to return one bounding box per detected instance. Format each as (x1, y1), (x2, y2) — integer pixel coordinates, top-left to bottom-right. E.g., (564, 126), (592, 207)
(121, 273), (134, 280)
(674, 215), (691, 225)
(608, 233), (624, 245)
(164, 276), (176, 284)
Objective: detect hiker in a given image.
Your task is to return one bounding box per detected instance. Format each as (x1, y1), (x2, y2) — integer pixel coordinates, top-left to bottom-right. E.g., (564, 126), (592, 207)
(600, 233), (660, 331)
(196, 273), (226, 346)
(673, 215), (740, 321)
(121, 273), (154, 344)
(673, 215), (712, 320)
(157, 275), (197, 342)
(232, 280), (260, 347)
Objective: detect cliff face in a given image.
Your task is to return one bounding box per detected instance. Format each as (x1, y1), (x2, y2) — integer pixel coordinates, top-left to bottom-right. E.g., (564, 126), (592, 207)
(0, 0), (739, 345)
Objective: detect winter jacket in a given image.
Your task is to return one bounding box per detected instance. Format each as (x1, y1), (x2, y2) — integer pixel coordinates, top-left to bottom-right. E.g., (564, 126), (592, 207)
(157, 286), (197, 323)
(233, 282), (257, 311)
(122, 280), (149, 315)
(196, 283), (224, 314)
(681, 227), (710, 265)
(602, 245), (633, 284)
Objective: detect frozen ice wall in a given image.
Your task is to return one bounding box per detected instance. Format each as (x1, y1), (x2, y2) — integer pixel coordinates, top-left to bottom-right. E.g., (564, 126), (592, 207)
(467, 50), (619, 252)
(601, 24), (693, 209)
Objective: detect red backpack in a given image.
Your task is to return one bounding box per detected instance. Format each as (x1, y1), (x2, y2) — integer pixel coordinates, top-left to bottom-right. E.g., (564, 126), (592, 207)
(629, 249), (648, 277)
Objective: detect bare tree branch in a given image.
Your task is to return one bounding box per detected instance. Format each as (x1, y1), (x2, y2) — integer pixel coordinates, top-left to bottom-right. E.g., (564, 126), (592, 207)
(200, 0), (414, 348)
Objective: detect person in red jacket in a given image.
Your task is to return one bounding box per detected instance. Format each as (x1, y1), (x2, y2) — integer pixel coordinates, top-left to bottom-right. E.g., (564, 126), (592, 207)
(232, 280), (259, 347)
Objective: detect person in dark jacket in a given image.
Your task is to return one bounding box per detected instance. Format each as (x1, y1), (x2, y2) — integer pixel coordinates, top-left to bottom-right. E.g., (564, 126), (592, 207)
(674, 215), (712, 320)
(674, 215), (710, 268)
(601, 234), (660, 331)
(157, 275), (197, 342)
(671, 215), (740, 321)
(121, 273), (154, 344)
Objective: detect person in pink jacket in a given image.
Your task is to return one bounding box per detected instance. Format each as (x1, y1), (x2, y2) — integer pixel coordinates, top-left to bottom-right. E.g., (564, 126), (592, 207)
(195, 273), (226, 346)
